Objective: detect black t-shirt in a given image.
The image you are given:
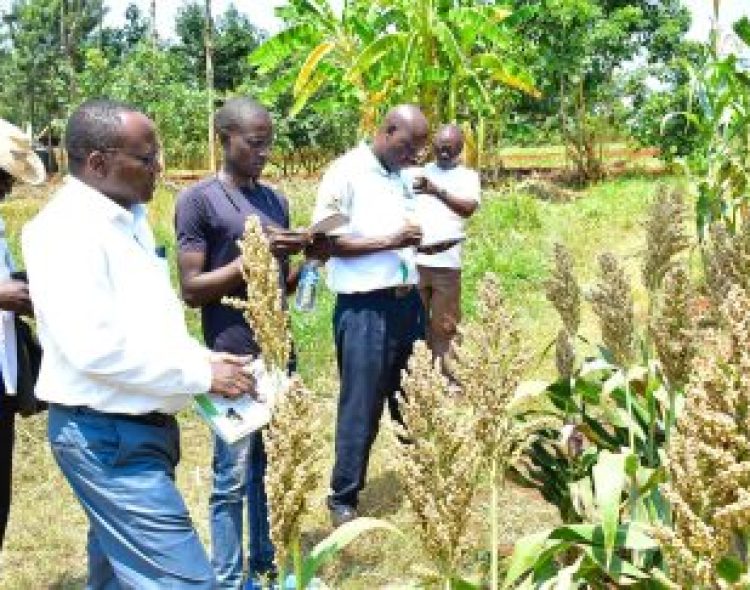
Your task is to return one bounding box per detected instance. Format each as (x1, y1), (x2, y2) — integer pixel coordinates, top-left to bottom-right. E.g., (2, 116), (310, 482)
(175, 176), (290, 355)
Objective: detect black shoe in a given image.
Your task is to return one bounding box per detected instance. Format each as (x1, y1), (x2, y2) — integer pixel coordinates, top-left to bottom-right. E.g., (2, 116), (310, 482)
(329, 504), (357, 528)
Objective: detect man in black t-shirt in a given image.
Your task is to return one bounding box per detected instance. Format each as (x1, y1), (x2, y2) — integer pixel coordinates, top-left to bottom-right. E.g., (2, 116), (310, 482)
(175, 98), (307, 589)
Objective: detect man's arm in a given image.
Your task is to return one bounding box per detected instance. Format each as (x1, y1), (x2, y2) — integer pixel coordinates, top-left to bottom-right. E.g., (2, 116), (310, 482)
(324, 223), (423, 258)
(0, 279), (32, 315)
(414, 176), (479, 218)
(178, 250), (245, 308)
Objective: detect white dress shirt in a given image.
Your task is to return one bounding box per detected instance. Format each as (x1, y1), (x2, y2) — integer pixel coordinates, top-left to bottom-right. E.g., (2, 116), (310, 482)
(312, 142), (418, 294)
(414, 162), (481, 269)
(0, 217), (18, 394)
(22, 176), (212, 414)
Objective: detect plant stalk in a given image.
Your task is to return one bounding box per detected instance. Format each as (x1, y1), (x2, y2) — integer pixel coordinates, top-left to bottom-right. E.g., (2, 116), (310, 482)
(292, 535), (303, 590)
(491, 456), (499, 590)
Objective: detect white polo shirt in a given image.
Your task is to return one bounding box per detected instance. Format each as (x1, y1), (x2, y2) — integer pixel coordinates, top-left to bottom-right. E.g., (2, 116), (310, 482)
(22, 176), (212, 415)
(414, 162), (481, 269)
(312, 143), (418, 294)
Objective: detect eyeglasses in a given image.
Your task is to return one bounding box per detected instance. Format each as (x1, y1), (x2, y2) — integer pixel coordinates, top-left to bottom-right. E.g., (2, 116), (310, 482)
(102, 148), (161, 169)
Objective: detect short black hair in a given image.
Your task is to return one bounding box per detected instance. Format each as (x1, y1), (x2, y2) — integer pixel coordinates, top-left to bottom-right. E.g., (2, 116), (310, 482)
(65, 99), (137, 173)
(214, 97), (269, 144)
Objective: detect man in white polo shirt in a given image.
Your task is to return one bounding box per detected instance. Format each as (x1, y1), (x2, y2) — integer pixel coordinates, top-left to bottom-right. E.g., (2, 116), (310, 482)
(312, 105), (431, 527)
(413, 124), (480, 364)
(22, 99), (254, 589)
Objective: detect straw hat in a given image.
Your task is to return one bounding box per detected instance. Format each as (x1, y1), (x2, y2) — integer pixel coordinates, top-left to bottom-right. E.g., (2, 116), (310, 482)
(0, 119), (46, 185)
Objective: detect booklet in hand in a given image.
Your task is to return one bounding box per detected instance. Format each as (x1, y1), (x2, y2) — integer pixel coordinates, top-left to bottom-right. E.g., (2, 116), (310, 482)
(194, 359), (290, 444)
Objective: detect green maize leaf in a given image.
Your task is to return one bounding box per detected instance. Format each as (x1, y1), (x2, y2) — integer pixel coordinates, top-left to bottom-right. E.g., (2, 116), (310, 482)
(294, 41), (336, 96)
(502, 529), (554, 588)
(717, 555), (744, 583)
(569, 478), (595, 519)
(582, 545), (648, 583)
(592, 451), (627, 567)
(581, 415), (623, 449)
(578, 357), (616, 379)
(575, 379), (603, 404)
(301, 517), (402, 587)
(448, 576), (481, 590)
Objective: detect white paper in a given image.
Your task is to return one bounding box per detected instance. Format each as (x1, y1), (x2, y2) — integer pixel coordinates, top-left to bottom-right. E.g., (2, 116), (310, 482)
(194, 358), (290, 444)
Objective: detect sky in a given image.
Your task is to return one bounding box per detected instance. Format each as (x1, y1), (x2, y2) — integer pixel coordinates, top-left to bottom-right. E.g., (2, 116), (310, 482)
(0, 0), (747, 44)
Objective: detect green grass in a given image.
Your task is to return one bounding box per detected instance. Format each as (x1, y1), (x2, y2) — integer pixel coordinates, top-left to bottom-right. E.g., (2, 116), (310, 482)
(0, 174), (678, 588)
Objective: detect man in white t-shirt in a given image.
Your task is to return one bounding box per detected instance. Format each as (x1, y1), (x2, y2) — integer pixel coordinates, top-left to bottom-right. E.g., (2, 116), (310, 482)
(311, 105), (431, 527)
(413, 124), (480, 363)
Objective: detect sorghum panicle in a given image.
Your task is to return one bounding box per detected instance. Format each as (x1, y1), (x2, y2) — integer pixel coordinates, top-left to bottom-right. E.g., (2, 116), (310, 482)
(642, 185), (690, 292)
(263, 377), (320, 572)
(222, 215), (291, 372)
(545, 242), (581, 335)
(587, 252), (635, 366)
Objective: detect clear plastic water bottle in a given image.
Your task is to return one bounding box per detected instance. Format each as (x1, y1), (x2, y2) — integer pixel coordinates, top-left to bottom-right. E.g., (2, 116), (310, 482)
(295, 261), (320, 312)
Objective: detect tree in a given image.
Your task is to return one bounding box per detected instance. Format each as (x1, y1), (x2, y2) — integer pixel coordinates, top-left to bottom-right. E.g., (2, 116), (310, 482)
(0, 0), (104, 131)
(172, 1), (263, 92)
(251, 0), (538, 167)
(507, 0), (691, 181)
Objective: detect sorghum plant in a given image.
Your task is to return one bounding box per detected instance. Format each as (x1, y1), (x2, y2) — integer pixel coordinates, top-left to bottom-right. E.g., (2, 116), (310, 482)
(396, 342), (483, 587)
(587, 252), (635, 367)
(654, 286), (750, 589)
(451, 273), (557, 588)
(642, 185), (690, 293)
(223, 215), (291, 372)
(263, 377), (321, 584)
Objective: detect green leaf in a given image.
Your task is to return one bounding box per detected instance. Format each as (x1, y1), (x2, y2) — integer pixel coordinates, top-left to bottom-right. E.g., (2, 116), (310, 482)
(717, 555), (744, 583)
(592, 451), (627, 567)
(448, 576), (481, 590)
(733, 17), (750, 47)
(294, 40), (336, 96)
(290, 69), (331, 118)
(301, 517), (402, 587)
(502, 529), (553, 588)
(347, 32), (406, 83)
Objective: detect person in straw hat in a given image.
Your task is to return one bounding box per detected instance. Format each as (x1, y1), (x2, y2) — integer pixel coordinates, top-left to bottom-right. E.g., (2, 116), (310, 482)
(0, 118), (45, 550)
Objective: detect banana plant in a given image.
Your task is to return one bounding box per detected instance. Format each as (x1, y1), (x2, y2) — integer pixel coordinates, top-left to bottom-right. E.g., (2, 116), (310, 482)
(249, 0), (540, 152)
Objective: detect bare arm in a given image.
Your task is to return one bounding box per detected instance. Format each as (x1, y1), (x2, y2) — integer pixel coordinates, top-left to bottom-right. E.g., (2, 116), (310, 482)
(325, 223), (423, 258)
(177, 250), (245, 308)
(415, 176), (478, 218)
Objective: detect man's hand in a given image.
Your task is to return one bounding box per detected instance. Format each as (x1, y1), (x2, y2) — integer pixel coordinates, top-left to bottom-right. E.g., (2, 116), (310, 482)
(266, 226), (311, 257)
(209, 352), (256, 399)
(0, 279), (32, 315)
(391, 222), (423, 249)
(413, 175), (443, 198)
(304, 234), (333, 262)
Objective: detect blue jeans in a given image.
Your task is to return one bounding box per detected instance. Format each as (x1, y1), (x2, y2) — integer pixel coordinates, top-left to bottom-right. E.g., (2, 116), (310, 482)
(48, 404), (216, 590)
(209, 431), (274, 588)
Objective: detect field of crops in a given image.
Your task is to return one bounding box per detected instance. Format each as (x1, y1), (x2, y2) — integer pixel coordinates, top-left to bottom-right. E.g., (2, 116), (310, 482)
(0, 173), (675, 588)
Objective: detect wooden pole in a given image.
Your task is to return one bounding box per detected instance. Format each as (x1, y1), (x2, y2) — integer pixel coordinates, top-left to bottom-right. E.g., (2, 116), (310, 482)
(150, 0), (157, 43)
(205, 0), (215, 172)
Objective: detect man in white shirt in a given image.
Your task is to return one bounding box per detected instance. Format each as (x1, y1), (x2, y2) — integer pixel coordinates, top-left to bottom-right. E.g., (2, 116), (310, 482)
(22, 99), (254, 589)
(311, 105), (432, 527)
(413, 124), (480, 363)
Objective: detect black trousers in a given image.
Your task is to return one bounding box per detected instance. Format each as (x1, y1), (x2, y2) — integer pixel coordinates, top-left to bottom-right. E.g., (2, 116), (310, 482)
(0, 381), (13, 550)
(328, 288), (425, 510)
